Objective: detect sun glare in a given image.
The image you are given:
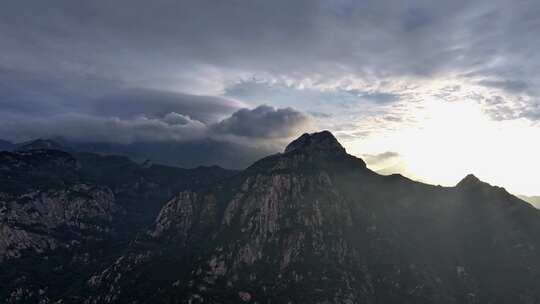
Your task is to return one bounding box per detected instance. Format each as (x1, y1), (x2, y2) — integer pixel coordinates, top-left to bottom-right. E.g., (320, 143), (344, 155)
(348, 99), (540, 196)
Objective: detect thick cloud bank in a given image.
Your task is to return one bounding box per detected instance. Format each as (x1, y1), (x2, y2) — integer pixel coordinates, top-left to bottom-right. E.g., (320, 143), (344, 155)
(1, 1), (540, 184)
(212, 105), (311, 139)
(0, 105), (311, 146)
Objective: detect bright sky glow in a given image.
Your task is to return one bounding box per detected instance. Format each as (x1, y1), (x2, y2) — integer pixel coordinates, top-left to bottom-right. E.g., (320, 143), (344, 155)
(345, 91), (540, 196)
(2, 0), (540, 196)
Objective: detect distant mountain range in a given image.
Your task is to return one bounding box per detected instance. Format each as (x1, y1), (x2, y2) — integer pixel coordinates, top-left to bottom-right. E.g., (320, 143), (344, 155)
(2, 131), (540, 303)
(2, 137), (538, 206)
(0, 138), (272, 169)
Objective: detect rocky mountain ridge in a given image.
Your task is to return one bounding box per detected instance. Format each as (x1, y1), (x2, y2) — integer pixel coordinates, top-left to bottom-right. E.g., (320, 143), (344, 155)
(0, 146), (236, 303)
(1, 131), (540, 303)
(0, 138), (270, 169)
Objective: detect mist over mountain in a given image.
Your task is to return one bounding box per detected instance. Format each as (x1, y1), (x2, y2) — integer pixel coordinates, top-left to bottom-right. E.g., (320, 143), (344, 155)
(2, 131), (540, 303)
(61, 139), (275, 169)
(0, 137), (275, 170)
(519, 195), (540, 208)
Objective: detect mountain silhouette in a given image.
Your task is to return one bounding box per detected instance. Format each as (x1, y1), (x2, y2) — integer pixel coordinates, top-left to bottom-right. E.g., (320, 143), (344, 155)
(1, 131), (540, 303)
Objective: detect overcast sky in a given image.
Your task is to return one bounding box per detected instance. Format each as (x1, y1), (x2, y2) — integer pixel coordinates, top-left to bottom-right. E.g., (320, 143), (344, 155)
(1, 0), (539, 195)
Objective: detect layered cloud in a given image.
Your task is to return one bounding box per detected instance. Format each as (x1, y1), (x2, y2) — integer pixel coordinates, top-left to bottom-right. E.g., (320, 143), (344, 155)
(2, 113), (207, 144)
(212, 105), (311, 139)
(362, 151), (408, 176)
(2, 0), (540, 127)
(90, 89), (244, 123)
(1, 0), (540, 192)
(0, 105), (312, 146)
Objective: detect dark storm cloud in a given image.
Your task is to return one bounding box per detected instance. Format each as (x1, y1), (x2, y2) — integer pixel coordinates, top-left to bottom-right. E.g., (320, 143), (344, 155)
(4, 0), (540, 84)
(0, 113), (208, 144)
(212, 105), (311, 139)
(0, 67), (115, 116)
(91, 89), (242, 123)
(0, 105), (311, 148)
(2, 0), (540, 149)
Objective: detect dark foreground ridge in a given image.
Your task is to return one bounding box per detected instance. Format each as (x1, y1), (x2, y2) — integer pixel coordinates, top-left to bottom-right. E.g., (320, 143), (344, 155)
(1, 131), (540, 304)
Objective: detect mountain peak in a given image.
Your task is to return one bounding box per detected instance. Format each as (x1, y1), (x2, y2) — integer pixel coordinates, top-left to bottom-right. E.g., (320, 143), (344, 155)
(456, 174), (483, 188)
(16, 139), (65, 151)
(284, 131), (346, 155)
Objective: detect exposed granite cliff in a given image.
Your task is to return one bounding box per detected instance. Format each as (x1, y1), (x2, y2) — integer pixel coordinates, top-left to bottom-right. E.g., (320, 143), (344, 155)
(0, 148), (236, 303)
(0, 184), (116, 262)
(2, 132), (540, 303)
(80, 132), (540, 304)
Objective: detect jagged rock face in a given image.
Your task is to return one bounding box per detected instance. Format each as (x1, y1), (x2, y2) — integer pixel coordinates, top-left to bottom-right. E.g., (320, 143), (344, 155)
(80, 133), (540, 304)
(4, 131), (540, 304)
(84, 169), (366, 304)
(0, 149), (115, 262)
(0, 184), (117, 304)
(0, 149), (117, 257)
(0, 149), (236, 304)
(0, 185), (116, 262)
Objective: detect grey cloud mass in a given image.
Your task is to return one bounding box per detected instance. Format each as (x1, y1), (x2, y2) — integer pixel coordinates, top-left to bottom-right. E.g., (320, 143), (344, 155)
(212, 105), (311, 139)
(4, 1), (540, 86)
(91, 89), (243, 123)
(0, 106), (310, 144)
(0, 104), (311, 168)
(477, 80), (529, 94)
(1, 0), (540, 167)
(0, 113), (208, 144)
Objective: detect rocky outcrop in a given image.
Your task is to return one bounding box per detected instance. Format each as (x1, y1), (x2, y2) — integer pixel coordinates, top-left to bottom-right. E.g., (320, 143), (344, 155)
(284, 130), (347, 155)
(0, 184), (116, 262)
(0, 148), (235, 303)
(4, 131), (540, 304)
(80, 131), (540, 304)
(149, 191), (219, 242)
